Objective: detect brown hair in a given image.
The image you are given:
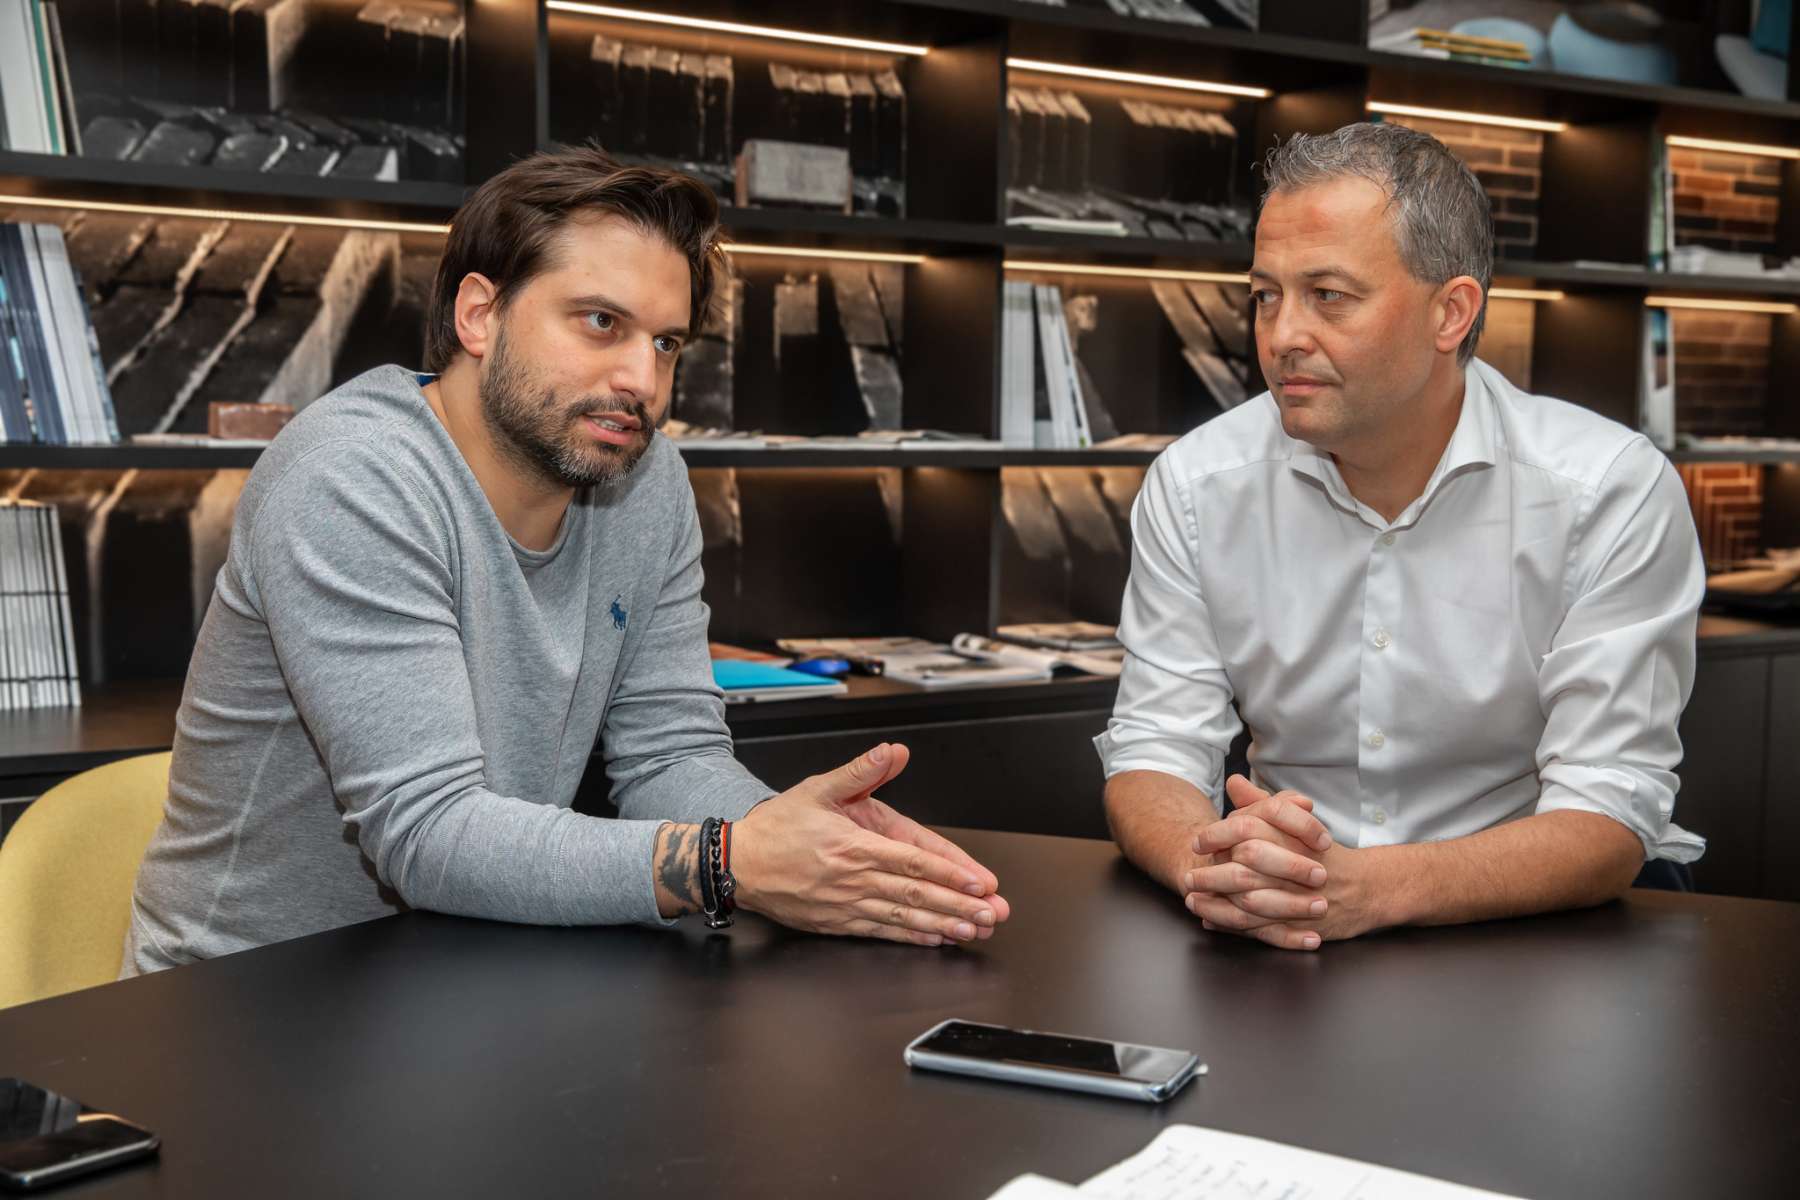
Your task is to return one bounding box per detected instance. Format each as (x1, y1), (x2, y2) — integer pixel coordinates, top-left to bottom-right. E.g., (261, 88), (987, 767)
(423, 143), (727, 373)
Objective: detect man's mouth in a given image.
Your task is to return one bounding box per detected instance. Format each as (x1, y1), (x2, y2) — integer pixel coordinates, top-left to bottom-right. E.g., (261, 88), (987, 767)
(582, 412), (644, 447)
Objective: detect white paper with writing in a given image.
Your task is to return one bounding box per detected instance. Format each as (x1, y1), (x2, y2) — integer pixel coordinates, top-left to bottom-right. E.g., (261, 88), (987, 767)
(989, 1126), (1527, 1200)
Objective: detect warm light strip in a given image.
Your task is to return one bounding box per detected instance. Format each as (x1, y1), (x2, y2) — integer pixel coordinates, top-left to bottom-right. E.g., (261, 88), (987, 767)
(1367, 101), (1566, 133)
(1646, 295), (1799, 314)
(0, 192), (450, 233)
(545, 2), (929, 56)
(1005, 259), (1246, 284)
(1006, 58), (1271, 99)
(725, 243), (924, 264)
(1489, 287), (1564, 301)
(1665, 135), (1800, 161)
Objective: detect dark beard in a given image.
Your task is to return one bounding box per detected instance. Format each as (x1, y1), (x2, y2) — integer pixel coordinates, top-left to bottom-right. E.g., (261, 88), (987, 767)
(478, 330), (654, 489)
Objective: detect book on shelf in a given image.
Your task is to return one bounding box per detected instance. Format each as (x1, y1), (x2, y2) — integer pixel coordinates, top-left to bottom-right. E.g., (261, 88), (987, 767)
(1024, 283), (1095, 450)
(1004, 216), (1132, 237)
(995, 621), (1121, 652)
(951, 633), (1123, 679)
(1640, 306), (1675, 452)
(0, 222), (121, 446)
(1369, 26), (1535, 68)
(1000, 280), (1037, 447)
(1666, 244), (1800, 279)
(774, 636), (940, 676)
(882, 643), (1054, 690)
(0, 0), (80, 154)
(0, 498), (81, 711)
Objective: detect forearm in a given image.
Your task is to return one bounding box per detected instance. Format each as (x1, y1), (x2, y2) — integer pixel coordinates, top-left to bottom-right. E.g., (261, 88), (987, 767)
(1366, 810), (1644, 929)
(370, 788), (677, 926)
(651, 822), (703, 918)
(1104, 769), (1223, 893)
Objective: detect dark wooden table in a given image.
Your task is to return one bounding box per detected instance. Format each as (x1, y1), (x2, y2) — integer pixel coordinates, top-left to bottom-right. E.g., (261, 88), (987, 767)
(2, 830), (1797, 1199)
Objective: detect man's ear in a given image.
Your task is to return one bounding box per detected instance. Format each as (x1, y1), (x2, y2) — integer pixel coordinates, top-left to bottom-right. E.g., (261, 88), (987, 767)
(453, 273), (501, 361)
(1434, 275), (1484, 358)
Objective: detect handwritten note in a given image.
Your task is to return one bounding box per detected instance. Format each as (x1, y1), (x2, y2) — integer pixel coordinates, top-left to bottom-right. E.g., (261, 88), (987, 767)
(988, 1126), (1526, 1200)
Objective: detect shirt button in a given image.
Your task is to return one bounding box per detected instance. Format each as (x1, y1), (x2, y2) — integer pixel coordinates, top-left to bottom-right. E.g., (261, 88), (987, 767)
(1372, 808), (1388, 825)
(1371, 629), (1392, 650)
(1367, 730), (1385, 749)
(1381, 533), (1396, 546)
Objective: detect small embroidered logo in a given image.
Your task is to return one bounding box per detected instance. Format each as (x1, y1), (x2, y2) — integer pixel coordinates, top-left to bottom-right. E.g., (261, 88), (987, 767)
(609, 594), (628, 631)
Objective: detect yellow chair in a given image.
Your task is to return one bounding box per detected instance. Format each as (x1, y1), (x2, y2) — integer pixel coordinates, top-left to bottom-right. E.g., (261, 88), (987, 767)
(0, 752), (171, 1008)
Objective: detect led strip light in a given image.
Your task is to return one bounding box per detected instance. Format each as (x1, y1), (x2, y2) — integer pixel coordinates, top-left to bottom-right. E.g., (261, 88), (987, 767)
(1665, 135), (1800, 161)
(1367, 101), (1566, 134)
(1645, 295), (1798, 314)
(1006, 58), (1270, 99)
(1004, 259), (1246, 284)
(544, 3), (929, 56)
(0, 192), (451, 234)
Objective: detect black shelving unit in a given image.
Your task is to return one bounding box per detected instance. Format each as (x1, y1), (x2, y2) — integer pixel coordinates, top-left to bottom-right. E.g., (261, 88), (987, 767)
(7, 0), (1800, 660)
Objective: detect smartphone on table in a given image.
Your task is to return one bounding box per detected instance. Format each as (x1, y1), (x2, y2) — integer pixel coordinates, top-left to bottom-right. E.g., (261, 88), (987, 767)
(904, 1018), (1204, 1103)
(0, 1078), (159, 1192)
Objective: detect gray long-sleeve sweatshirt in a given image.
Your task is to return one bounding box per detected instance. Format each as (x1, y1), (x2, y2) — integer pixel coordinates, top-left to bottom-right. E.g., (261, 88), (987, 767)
(122, 364), (775, 976)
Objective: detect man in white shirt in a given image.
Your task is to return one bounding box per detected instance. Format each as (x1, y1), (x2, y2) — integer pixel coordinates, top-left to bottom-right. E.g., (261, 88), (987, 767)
(1097, 121), (1705, 951)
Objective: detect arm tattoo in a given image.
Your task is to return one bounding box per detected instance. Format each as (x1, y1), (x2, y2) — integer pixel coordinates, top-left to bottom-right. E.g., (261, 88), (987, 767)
(655, 823), (704, 916)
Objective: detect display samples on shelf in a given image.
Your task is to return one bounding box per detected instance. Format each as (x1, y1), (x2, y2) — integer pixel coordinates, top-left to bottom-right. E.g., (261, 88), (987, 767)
(550, 17), (908, 217)
(0, 497), (81, 710)
(0, 0), (467, 184)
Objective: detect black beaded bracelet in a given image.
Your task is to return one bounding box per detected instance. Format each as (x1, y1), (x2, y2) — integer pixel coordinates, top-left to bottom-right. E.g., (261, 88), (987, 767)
(699, 817), (736, 930)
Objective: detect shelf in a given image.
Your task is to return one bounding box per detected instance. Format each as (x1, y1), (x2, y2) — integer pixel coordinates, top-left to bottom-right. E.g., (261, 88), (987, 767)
(1496, 260), (1800, 298)
(0, 151), (466, 224)
(1669, 447), (1800, 464)
(1000, 229), (1251, 270)
(16, 443), (1800, 474)
(719, 208), (998, 255)
(0, 444), (1169, 471)
(1356, 45), (1800, 123)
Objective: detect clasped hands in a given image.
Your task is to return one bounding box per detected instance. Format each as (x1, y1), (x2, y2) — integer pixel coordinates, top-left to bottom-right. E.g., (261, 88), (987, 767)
(1181, 775), (1378, 951)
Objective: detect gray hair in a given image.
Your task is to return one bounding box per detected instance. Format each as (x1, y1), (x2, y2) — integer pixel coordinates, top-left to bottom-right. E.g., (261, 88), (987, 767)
(1259, 121), (1492, 365)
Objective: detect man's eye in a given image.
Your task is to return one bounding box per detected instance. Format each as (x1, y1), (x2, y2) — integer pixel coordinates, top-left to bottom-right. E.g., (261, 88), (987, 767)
(654, 335), (681, 354)
(585, 312), (614, 332)
(1316, 289), (1345, 303)
(1252, 290), (1277, 306)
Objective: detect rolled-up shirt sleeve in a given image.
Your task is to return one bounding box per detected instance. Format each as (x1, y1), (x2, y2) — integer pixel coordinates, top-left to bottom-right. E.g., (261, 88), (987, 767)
(1534, 437), (1706, 862)
(1094, 454), (1243, 802)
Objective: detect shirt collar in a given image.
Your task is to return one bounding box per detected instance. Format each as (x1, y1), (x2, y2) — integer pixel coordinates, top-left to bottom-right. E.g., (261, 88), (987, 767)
(1286, 360), (1499, 529)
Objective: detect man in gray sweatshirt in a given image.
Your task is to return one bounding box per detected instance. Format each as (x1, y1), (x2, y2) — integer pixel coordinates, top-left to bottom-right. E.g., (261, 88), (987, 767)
(122, 147), (1011, 975)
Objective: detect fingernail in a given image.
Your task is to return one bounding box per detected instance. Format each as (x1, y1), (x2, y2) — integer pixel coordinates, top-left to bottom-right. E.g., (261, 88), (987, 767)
(869, 743), (890, 765)
(1309, 866), (1327, 887)
(1310, 898), (1327, 915)
(1201, 920), (1215, 931)
(1302, 934), (1321, 949)
(1316, 831), (1333, 850)
(964, 880), (985, 895)
(974, 908), (995, 926)
(1185, 894), (1199, 914)
(1183, 871), (1196, 891)
(953, 922), (976, 940)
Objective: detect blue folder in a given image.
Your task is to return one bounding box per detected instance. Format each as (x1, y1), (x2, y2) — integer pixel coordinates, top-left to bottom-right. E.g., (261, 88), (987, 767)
(711, 659), (848, 701)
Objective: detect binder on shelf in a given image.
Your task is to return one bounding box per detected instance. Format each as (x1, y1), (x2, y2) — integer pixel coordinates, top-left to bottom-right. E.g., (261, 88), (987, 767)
(1032, 283), (1090, 449)
(1000, 280), (1036, 447)
(0, 499), (80, 711)
(0, 222), (122, 445)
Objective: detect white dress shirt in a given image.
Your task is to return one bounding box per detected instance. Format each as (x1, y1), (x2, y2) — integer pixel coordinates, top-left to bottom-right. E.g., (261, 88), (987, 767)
(1096, 358), (1705, 862)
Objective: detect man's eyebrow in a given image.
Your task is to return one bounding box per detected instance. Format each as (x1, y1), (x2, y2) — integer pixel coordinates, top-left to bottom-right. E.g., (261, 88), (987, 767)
(1248, 266), (1371, 288)
(568, 294), (687, 336)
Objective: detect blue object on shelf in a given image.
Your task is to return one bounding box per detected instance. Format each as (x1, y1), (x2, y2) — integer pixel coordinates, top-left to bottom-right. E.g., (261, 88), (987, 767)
(711, 660), (842, 690)
(789, 657), (852, 678)
(1753, 0), (1791, 61)
(1452, 17), (1549, 68)
(1548, 7), (1679, 86)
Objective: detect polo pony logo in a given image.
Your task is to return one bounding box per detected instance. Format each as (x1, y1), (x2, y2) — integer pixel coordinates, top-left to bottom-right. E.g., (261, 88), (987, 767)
(609, 594), (628, 632)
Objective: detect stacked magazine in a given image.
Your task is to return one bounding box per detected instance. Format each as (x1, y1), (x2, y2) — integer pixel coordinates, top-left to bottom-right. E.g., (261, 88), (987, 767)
(0, 498), (81, 710)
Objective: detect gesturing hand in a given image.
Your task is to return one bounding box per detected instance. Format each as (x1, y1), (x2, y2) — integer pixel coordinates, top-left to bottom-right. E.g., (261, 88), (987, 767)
(731, 742), (1012, 947)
